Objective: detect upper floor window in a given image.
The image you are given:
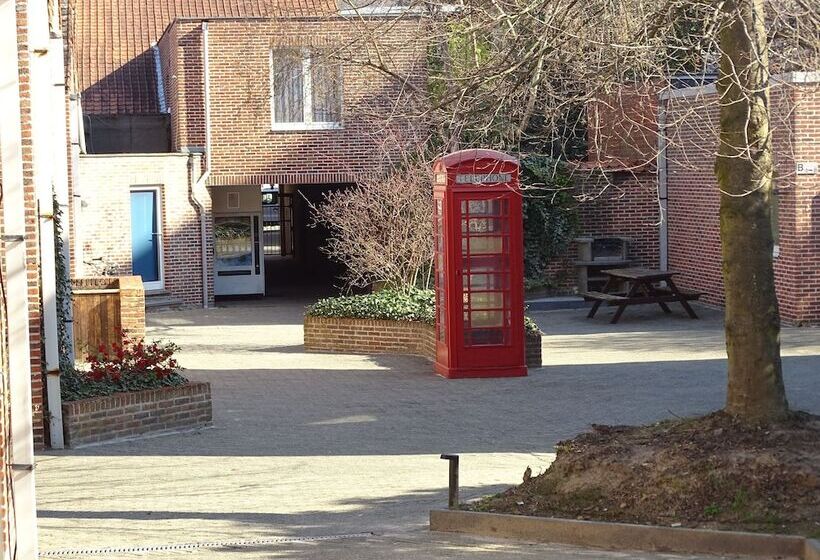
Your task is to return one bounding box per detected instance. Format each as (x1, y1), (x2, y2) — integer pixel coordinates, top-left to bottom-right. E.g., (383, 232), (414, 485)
(270, 48), (342, 130)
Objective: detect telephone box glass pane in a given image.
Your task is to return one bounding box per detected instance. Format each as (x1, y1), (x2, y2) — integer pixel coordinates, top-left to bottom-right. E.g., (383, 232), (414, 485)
(464, 273), (509, 290)
(464, 329), (505, 346)
(469, 236), (506, 255)
(469, 292), (505, 310)
(463, 218), (508, 234)
(470, 310), (504, 327)
(466, 254), (509, 272)
(466, 200), (505, 216)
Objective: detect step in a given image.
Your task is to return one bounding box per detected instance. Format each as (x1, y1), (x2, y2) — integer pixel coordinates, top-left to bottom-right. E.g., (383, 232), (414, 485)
(145, 291), (184, 311)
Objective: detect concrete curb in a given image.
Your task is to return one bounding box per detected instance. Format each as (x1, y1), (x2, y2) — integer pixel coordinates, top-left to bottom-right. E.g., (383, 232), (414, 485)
(430, 510), (811, 559)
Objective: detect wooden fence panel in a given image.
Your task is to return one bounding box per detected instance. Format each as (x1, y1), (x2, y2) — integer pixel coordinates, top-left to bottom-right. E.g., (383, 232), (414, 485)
(72, 289), (121, 357)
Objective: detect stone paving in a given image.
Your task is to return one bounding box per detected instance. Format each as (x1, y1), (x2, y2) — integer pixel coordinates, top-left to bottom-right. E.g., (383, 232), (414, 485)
(35, 299), (820, 559)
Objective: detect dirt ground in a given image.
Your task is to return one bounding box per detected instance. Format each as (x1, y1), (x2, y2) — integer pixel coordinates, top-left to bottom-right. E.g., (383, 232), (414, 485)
(473, 411), (820, 538)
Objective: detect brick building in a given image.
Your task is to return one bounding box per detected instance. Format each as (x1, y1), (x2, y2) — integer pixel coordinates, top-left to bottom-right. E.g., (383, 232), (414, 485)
(663, 76), (820, 325)
(1, 0), (69, 551)
(558, 75), (819, 325)
(70, 0), (427, 306)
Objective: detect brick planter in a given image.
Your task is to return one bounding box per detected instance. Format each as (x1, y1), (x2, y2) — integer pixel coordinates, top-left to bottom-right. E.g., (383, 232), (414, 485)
(304, 316), (542, 369)
(62, 382), (212, 448)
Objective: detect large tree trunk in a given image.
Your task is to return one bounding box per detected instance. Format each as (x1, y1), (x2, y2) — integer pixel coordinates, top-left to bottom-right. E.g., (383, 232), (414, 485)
(715, 0), (789, 422)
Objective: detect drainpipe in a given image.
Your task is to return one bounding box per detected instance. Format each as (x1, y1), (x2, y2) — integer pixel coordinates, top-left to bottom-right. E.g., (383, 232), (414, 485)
(0, 0), (40, 554)
(47, 17), (73, 448)
(191, 21), (212, 309)
(27, 0), (64, 448)
(657, 97), (669, 271)
(69, 94), (85, 276)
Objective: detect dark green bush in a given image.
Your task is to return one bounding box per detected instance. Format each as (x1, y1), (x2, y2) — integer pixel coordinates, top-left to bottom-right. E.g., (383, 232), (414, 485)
(306, 288), (435, 323)
(61, 367), (188, 402)
(307, 288), (541, 334)
(521, 156), (579, 290)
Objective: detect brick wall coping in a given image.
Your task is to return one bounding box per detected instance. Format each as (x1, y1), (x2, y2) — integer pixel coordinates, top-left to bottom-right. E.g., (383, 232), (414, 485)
(62, 381), (212, 448)
(61, 381), (209, 413)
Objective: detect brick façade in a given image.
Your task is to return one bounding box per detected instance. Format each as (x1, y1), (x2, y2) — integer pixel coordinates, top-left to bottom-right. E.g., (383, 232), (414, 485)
(664, 81), (820, 325)
(158, 17), (427, 186)
(77, 153), (213, 306)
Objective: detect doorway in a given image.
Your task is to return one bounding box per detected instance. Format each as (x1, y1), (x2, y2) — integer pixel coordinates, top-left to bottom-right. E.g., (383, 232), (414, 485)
(130, 187), (164, 290)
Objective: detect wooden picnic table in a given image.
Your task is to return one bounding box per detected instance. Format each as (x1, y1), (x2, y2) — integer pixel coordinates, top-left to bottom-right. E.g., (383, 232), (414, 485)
(582, 267), (701, 324)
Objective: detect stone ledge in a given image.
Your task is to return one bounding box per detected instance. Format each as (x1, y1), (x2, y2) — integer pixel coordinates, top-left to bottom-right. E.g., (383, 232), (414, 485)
(430, 509), (813, 559)
(62, 382), (212, 448)
(304, 315), (542, 369)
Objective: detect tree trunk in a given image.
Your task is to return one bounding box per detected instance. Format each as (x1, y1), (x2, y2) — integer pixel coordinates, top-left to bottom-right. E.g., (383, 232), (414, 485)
(715, 0), (789, 422)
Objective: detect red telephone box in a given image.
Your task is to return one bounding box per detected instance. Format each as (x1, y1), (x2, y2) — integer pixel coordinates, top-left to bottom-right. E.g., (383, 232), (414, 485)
(433, 149), (526, 379)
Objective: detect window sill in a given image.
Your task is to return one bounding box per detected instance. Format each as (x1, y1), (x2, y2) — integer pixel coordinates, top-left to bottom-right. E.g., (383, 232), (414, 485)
(270, 122), (343, 132)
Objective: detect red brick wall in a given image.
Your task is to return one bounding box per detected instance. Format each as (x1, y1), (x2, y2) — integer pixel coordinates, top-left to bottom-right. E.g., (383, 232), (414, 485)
(541, 168), (661, 293)
(304, 315), (435, 356)
(303, 315), (542, 368)
(118, 276), (147, 338)
(62, 382), (212, 447)
(665, 81), (819, 324)
(787, 85), (820, 323)
(587, 85), (660, 168)
(14, 0), (46, 450)
(574, 169), (661, 267)
(159, 17), (426, 185)
(78, 153), (213, 306)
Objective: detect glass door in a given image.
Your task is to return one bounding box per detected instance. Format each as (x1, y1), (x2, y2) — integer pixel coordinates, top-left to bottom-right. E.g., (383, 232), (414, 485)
(457, 195), (512, 356)
(214, 215), (265, 296)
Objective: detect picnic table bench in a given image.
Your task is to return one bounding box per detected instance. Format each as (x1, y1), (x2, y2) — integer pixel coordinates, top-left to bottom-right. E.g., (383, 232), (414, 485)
(582, 268), (702, 324)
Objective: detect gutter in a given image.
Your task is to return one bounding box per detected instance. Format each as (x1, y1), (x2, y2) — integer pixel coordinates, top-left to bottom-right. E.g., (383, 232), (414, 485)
(191, 20), (212, 309)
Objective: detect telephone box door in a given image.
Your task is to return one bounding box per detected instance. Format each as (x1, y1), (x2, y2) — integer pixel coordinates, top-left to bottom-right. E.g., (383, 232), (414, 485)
(455, 192), (521, 370)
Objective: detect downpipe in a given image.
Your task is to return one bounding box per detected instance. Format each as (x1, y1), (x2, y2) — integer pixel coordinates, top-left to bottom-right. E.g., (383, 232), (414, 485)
(191, 20), (213, 309)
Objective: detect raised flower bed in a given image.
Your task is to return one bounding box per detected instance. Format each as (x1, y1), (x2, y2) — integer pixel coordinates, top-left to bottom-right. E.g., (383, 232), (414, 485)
(62, 382), (212, 447)
(304, 289), (542, 369)
(61, 331), (212, 447)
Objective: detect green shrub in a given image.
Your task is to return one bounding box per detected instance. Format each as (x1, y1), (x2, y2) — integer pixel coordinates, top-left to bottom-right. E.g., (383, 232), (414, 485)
(307, 288), (541, 334)
(306, 288), (436, 323)
(521, 156), (579, 289)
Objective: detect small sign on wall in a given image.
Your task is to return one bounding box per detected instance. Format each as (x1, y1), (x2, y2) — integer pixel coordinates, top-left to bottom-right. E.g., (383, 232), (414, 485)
(796, 162), (818, 175)
(227, 192), (240, 209)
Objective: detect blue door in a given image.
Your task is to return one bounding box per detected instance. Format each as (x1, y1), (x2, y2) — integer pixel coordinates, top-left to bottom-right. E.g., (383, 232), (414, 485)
(131, 191), (161, 284)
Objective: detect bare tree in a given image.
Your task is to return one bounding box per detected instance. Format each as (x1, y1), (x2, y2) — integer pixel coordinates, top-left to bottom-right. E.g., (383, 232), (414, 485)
(311, 144), (435, 292)
(334, 0), (818, 422)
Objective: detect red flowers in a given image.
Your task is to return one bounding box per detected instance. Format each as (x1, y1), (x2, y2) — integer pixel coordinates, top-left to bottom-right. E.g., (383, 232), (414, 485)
(85, 330), (181, 384)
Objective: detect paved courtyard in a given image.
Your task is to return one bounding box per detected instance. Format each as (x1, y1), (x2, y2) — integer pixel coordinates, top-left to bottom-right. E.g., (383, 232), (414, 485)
(35, 299), (820, 559)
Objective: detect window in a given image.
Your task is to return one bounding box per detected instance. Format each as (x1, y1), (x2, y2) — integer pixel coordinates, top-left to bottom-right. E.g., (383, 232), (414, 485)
(270, 48), (342, 130)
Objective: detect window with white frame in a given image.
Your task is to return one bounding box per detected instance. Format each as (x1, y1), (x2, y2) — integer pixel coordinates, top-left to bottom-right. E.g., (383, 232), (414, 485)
(270, 48), (342, 129)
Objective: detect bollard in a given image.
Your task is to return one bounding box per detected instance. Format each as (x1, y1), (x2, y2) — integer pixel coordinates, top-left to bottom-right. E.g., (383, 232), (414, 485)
(440, 454), (459, 509)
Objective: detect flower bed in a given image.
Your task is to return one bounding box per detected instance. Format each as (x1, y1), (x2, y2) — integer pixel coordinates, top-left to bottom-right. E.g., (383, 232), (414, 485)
(60, 331), (211, 447)
(62, 382), (212, 448)
(305, 291), (542, 369)
(63, 331), (187, 401)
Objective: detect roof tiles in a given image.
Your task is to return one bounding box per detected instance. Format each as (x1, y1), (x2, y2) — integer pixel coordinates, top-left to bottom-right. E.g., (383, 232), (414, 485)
(74, 0), (337, 114)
